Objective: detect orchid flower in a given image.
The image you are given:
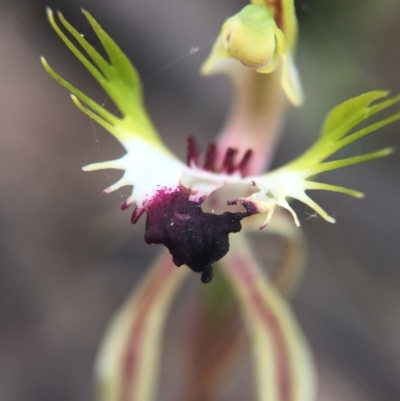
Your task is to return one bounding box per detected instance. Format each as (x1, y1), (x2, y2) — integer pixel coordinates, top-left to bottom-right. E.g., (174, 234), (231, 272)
(42, 3), (400, 401)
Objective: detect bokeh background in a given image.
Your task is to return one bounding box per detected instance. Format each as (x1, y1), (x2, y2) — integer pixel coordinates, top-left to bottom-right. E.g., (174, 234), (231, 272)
(1, 0), (400, 400)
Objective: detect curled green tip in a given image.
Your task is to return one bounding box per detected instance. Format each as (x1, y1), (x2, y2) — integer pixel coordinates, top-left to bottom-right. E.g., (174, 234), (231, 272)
(382, 147), (395, 156)
(40, 56), (51, 72)
(45, 6), (54, 21)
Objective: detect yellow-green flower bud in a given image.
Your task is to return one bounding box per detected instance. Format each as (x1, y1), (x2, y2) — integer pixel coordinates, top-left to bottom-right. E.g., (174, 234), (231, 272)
(220, 5), (278, 70)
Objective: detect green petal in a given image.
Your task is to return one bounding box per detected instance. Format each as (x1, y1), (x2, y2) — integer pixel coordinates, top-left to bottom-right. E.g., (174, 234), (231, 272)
(309, 147), (394, 175)
(288, 91), (400, 168)
(42, 8), (164, 149)
(302, 181), (364, 198)
(280, 50), (303, 106)
(253, 91), (399, 226)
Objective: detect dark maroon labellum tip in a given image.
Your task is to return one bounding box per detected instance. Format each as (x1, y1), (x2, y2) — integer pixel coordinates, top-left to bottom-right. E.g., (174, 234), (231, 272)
(201, 265), (213, 284)
(143, 189), (254, 283)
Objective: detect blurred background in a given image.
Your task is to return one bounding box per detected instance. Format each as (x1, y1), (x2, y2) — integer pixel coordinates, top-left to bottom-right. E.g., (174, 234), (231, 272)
(1, 0), (400, 400)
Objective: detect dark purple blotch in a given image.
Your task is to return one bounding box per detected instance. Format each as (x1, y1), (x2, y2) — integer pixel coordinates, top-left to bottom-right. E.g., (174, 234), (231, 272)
(143, 189), (255, 283)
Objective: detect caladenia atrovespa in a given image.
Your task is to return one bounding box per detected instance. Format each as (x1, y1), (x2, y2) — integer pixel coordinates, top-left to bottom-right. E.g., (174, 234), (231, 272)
(42, 2), (400, 401)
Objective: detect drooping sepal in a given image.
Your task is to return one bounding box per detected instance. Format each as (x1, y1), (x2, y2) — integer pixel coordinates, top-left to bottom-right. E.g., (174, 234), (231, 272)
(220, 234), (316, 401)
(96, 251), (188, 401)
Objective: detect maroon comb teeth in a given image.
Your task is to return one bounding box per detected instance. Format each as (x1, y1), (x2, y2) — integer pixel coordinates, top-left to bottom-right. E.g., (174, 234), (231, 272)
(237, 149), (253, 176)
(187, 137), (199, 167)
(186, 137), (253, 177)
(221, 147), (237, 174)
(203, 143), (217, 171)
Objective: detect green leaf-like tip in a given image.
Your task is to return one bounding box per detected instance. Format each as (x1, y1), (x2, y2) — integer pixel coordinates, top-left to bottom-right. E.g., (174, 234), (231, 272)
(42, 8), (165, 149)
(258, 91), (399, 226)
(286, 91), (400, 172)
